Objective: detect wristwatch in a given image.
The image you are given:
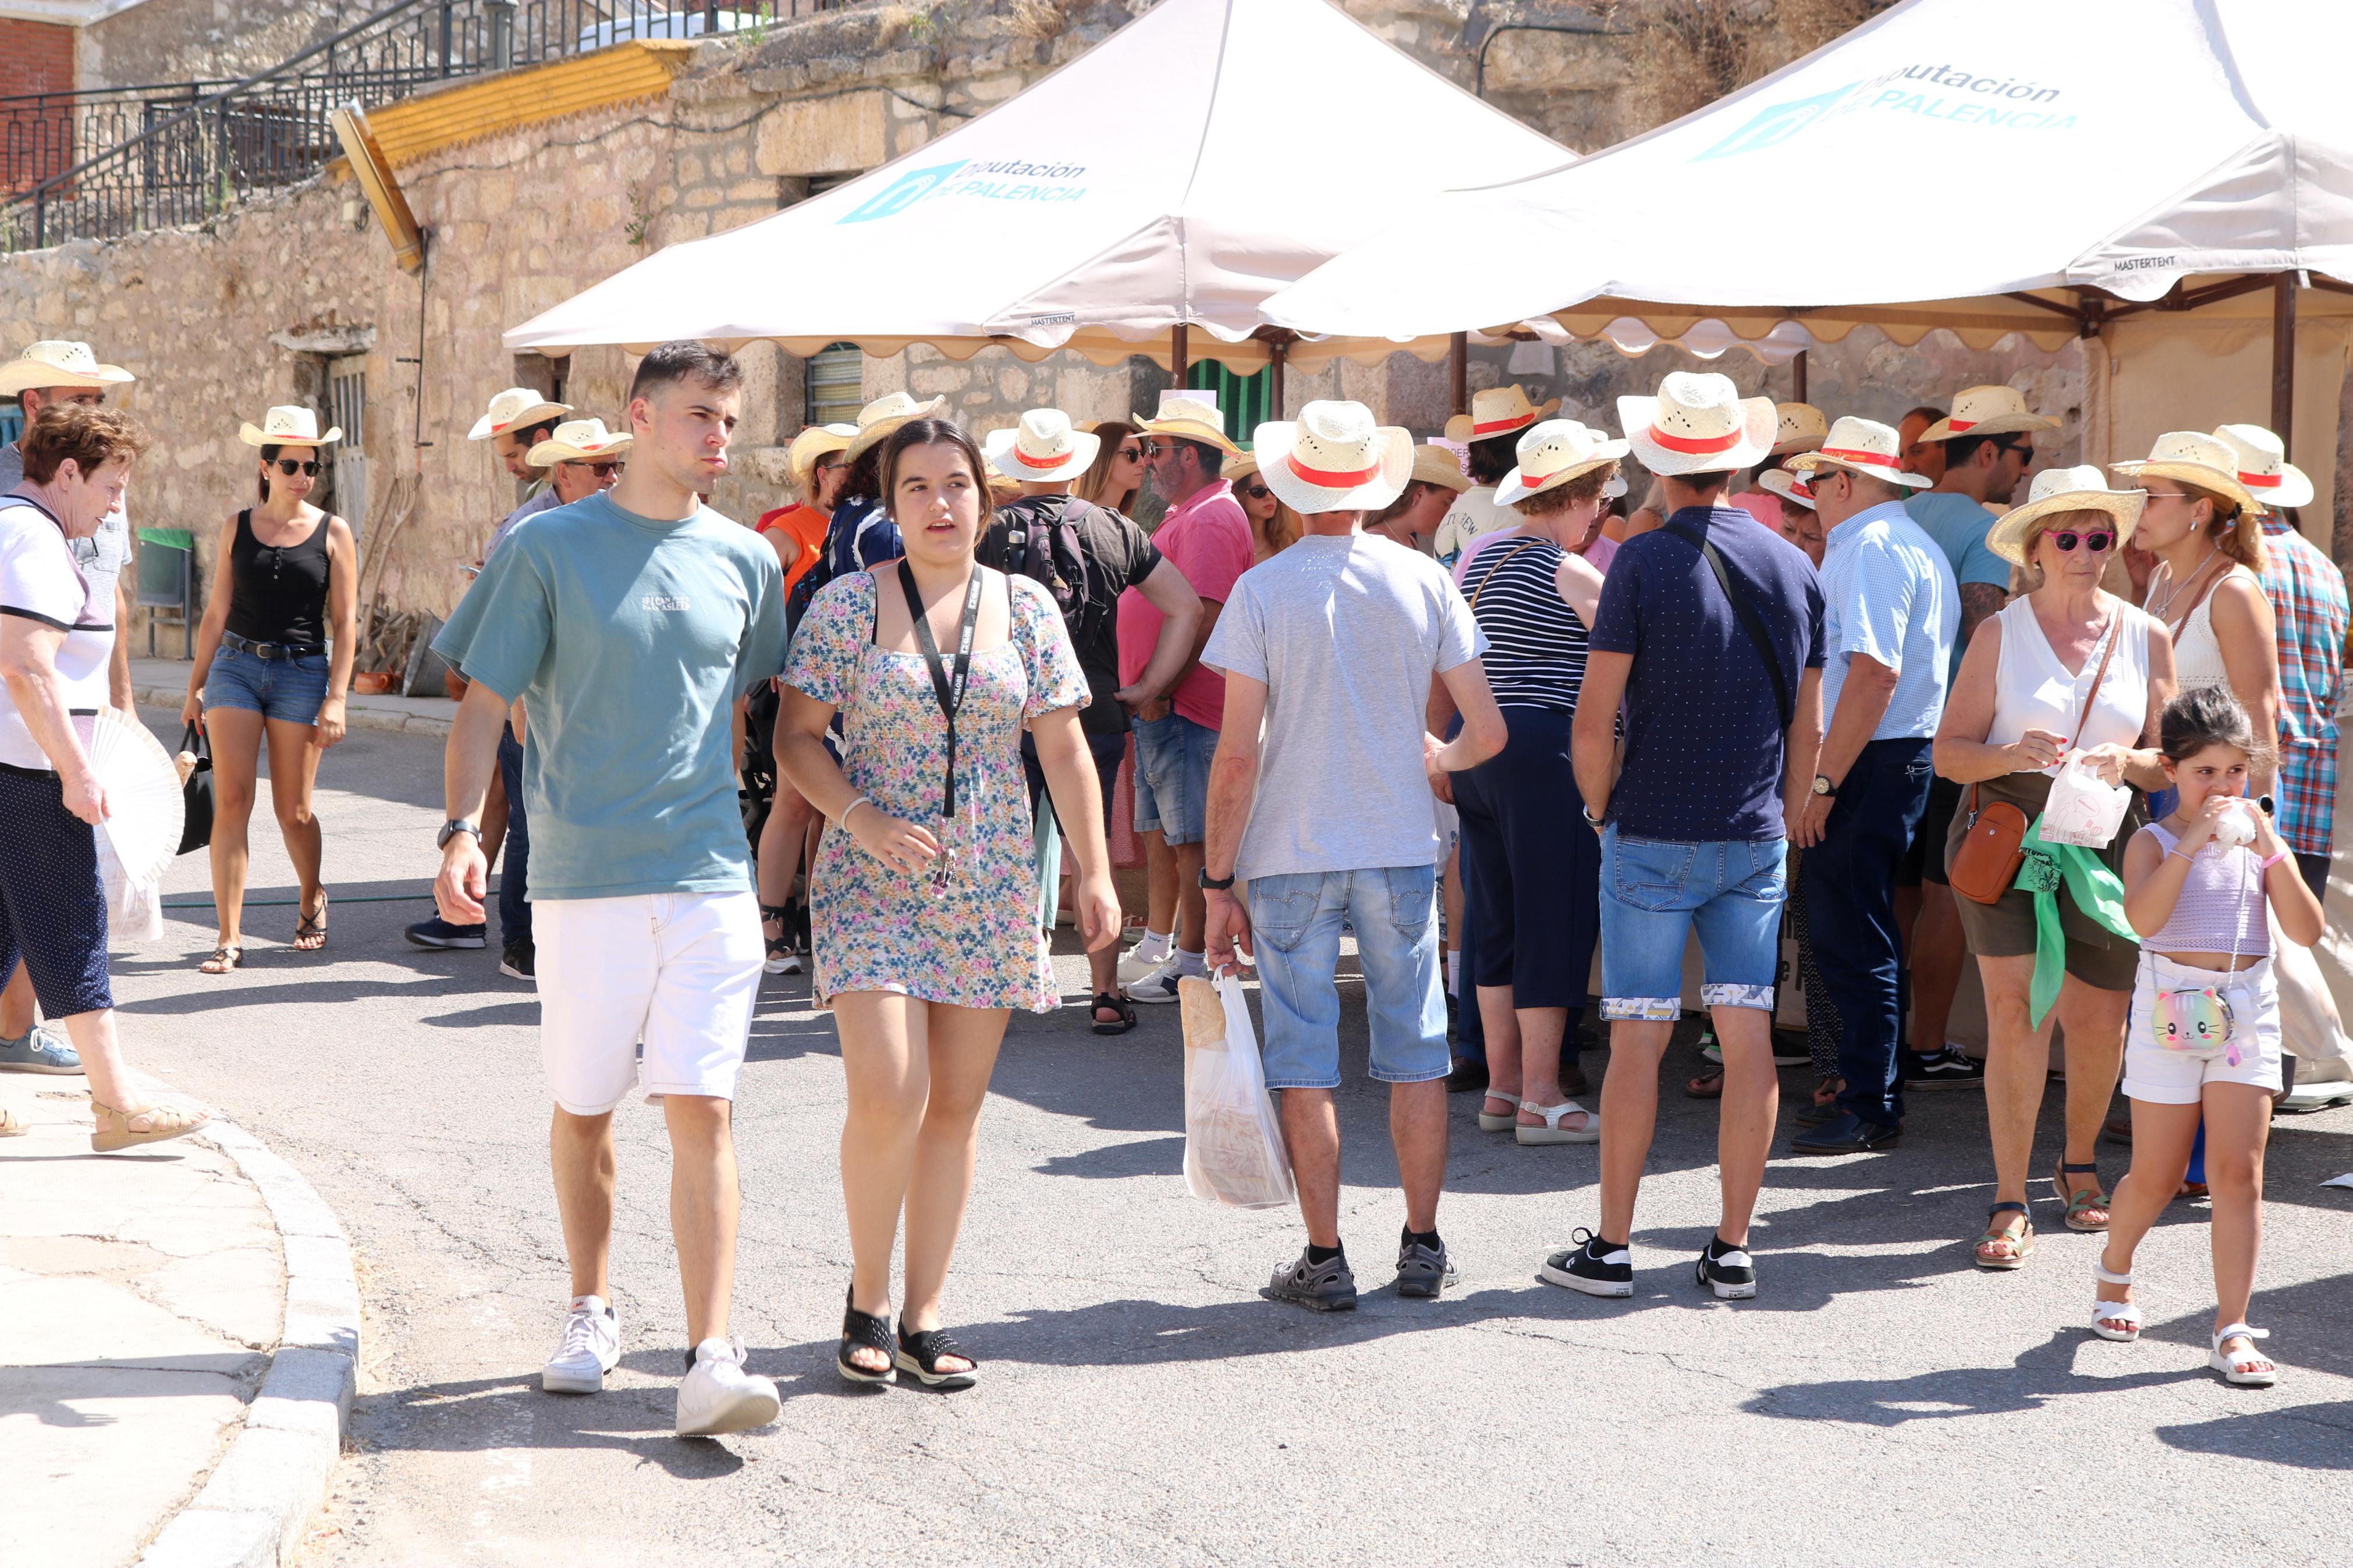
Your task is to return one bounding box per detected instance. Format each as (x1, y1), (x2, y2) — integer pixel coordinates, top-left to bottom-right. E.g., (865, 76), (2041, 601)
(1582, 805), (1607, 832)
(1198, 869), (1237, 891)
(436, 819), (482, 849)
(1812, 775), (1838, 797)
(2258, 794), (2276, 818)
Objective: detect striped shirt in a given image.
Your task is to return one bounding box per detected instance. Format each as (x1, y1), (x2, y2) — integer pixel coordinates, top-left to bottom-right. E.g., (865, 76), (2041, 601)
(1459, 535), (1587, 712)
(2259, 516), (2347, 856)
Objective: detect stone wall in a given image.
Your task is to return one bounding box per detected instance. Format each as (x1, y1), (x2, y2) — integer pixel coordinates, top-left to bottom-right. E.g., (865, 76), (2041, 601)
(76, 0), (378, 92)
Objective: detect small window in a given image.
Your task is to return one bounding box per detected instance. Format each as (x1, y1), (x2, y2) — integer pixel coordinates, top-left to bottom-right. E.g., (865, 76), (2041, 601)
(806, 343), (864, 428)
(329, 357), (367, 449)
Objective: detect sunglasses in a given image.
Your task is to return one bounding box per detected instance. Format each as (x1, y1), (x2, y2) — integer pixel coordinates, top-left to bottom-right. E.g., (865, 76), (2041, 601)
(1238, 481), (1271, 502)
(1116, 446), (1144, 463)
(2047, 529), (2115, 553)
(272, 458), (322, 477)
(576, 460), (626, 478)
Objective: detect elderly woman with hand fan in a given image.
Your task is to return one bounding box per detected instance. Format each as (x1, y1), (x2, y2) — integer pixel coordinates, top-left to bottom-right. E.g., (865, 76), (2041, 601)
(0, 403), (209, 1151)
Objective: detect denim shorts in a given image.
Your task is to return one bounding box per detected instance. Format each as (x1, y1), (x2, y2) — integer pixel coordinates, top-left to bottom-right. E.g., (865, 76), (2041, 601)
(204, 645), (330, 726)
(1248, 864), (1450, 1090)
(1131, 710), (1216, 846)
(1599, 829), (1786, 1022)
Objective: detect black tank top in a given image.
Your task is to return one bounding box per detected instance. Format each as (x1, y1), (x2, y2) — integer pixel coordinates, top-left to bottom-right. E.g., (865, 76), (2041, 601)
(225, 509), (332, 648)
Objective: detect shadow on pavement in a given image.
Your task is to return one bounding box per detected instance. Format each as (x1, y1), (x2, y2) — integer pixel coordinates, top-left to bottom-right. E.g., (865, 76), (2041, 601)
(352, 1373), (746, 1477)
(2158, 1400), (2353, 1467)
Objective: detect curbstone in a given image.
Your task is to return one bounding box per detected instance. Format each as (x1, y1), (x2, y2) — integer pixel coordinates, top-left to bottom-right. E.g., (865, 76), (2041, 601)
(136, 1509), (279, 1568)
(132, 683), (452, 739)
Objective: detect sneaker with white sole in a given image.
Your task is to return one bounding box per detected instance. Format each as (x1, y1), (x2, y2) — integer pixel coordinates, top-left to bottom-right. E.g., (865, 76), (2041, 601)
(0, 1022), (81, 1074)
(1539, 1229), (1633, 1297)
(1694, 1235), (1757, 1300)
(541, 1295), (620, 1394)
(1127, 955), (1201, 1004)
(676, 1337), (780, 1436)
(1117, 942), (1173, 986)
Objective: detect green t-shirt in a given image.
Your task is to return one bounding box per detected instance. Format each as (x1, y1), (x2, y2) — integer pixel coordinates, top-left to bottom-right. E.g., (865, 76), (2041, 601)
(432, 493), (786, 901)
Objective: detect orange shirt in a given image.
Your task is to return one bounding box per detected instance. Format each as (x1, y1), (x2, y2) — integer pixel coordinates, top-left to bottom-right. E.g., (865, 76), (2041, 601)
(757, 503), (830, 598)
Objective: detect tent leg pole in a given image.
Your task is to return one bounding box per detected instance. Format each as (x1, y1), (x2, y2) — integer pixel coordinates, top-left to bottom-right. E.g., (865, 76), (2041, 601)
(1791, 349), (1808, 406)
(2272, 274), (2297, 457)
(1172, 322), (1189, 388)
(1449, 332), (1467, 418)
(1269, 339), (1286, 419)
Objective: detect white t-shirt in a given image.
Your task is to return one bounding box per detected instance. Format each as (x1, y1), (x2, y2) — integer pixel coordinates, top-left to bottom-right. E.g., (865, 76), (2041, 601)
(1203, 533), (1485, 881)
(0, 441), (130, 610)
(1432, 484), (1516, 568)
(0, 495), (113, 770)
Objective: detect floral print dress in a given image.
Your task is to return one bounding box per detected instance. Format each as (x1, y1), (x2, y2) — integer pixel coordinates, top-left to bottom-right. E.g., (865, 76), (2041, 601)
(784, 568), (1089, 1011)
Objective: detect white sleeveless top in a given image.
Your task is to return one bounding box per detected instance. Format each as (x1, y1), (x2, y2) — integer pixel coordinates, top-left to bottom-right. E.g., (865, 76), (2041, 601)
(1987, 595), (2153, 773)
(2163, 563), (2257, 696)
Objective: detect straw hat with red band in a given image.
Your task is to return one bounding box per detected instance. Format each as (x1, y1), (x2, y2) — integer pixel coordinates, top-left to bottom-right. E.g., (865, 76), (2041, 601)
(1616, 372), (1776, 477)
(1770, 402), (1829, 457)
(1493, 419), (1630, 507)
(525, 418), (631, 466)
(983, 408), (1101, 484)
(1915, 385), (2060, 443)
(2110, 430), (2260, 518)
(2212, 423), (2313, 511)
(1254, 401), (1412, 514)
(467, 386), (572, 442)
(1756, 467), (1816, 511)
(0, 339), (136, 397)
(1784, 417), (1932, 491)
(1443, 383), (1560, 446)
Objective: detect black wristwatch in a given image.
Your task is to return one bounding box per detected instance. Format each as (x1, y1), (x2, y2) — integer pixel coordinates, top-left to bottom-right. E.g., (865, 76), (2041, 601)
(1198, 869), (1236, 891)
(2259, 794), (2276, 818)
(436, 819), (482, 849)
(1812, 775), (1837, 797)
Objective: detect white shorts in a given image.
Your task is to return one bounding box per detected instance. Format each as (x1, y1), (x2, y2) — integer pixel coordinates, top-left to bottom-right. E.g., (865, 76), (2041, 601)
(2124, 950), (2283, 1104)
(535, 890), (763, 1115)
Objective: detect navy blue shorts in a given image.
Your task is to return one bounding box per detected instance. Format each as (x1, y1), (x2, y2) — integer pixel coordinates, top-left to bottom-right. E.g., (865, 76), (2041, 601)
(0, 765), (113, 1018)
(1453, 705), (1599, 1014)
(204, 644), (329, 726)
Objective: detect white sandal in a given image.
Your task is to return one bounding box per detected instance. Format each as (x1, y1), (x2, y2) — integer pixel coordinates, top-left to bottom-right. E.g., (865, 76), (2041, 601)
(2089, 1263), (2141, 1342)
(2209, 1323), (2277, 1386)
(1515, 1100), (1600, 1146)
(1478, 1089), (1521, 1132)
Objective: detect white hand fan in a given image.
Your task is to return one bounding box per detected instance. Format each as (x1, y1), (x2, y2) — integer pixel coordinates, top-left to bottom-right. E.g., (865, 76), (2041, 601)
(79, 707), (186, 888)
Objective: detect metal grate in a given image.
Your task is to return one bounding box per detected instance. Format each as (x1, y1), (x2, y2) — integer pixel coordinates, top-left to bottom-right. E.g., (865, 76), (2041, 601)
(805, 342), (864, 428)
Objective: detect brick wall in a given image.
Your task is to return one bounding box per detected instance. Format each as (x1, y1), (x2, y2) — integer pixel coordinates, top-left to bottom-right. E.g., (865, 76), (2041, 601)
(0, 19), (73, 99)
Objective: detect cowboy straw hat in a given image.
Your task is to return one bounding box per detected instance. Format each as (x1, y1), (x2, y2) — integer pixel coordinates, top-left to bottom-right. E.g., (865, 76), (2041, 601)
(0, 340), (135, 397)
(1411, 443), (1474, 495)
(1136, 388), (1240, 457)
(842, 392), (949, 463)
(1756, 468), (1817, 510)
(1254, 401), (1412, 514)
(467, 386), (572, 442)
(1494, 419), (1631, 507)
(1986, 466), (2146, 567)
(1444, 383), (1560, 446)
(238, 406), (340, 447)
(2110, 430), (2261, 518)
(984, 408), (1101, 485)
(1784, 416), (1932, 491)
(1917, 385), (2061, 443)
(787, 422), (857, 493)
(525, 418), (631, 466)
(2212, 423), (2313, 511)
(1770, 402), (1829, 457)
(1618, 372), (1776, 477)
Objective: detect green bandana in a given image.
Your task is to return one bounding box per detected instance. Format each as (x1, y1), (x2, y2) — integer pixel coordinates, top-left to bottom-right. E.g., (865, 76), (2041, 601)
(2014, 818), (2139, 1025)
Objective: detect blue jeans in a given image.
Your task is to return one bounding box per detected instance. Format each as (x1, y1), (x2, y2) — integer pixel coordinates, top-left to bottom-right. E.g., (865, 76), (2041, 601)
(498, 723), (530, 946)
(1131, 710), (1215, 845)
(1248, 865), (1450, 1090)
(1801, 738), (1933, 1126)
(1599, 829), (1786, 1021)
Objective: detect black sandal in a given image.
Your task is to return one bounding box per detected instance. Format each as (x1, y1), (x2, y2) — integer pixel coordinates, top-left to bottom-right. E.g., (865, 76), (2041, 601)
(761, 903), (799, 973)
(1091, 990), (1137, 1036)
(895, 1324), (977, 1391)
(838, 1285), (896, 1385)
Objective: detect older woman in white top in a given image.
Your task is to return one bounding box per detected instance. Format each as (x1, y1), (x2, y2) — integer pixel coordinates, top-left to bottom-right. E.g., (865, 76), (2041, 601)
(1935, 468), (2177, 1270)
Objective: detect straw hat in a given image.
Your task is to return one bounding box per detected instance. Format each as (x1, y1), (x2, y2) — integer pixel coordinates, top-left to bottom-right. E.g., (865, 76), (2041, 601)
(1136, 387), (1240, 456)
(0, 340), (135, 397)
(984, 408), (1101, 484)
(2110, 431), (2260, 518)
(2212, 423), (2313, 510)
(1916, 385), (2060, 442)
(1411, 443), (1473, 495)
(1770, 402), (1829, 456)
(1254, 401), (1412, 514)
(1986, 466), (2146, 566)
(1444, 383), (1559, 445)
(1220, 450), (1260, 482)
(1784, 417), (1931, 491)
(525, 418), (631, 466)
(842, 392), (949, 463)
(1618, 372), (1776, 477)
(786, 422), (857, 493)
(467, 386), (572, 441)
(1756, 468), (1816, 511)
(1493, 419), (1630, 507)
(238, 406), (340, 447)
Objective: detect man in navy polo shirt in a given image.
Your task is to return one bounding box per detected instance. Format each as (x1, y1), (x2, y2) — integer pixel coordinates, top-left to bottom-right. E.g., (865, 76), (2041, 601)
(1550, 372), (1824, 1303)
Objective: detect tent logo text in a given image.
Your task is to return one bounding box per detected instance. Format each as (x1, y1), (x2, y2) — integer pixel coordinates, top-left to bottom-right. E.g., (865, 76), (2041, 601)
(840, 162), (967, 223)
(1692, 62), (2075, 163)
(839, 158), (1091, 224)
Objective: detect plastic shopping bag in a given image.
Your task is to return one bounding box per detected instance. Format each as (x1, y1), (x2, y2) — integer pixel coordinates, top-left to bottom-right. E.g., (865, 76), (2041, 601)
(1179, 972), (1295, 1210)
(2039, 752), (2132, 848)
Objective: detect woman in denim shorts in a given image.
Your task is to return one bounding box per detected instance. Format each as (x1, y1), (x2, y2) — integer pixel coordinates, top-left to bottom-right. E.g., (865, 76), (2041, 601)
(180, 406), (357, 972)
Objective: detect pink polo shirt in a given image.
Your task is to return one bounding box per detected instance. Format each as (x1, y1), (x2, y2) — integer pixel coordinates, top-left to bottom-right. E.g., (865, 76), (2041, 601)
(1117, 478), (1252, 733)
(1729, 489), (1782, 531)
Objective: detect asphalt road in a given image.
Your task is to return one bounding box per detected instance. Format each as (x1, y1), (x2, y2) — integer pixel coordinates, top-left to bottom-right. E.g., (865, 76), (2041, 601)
(109, 707), (2353, 1567)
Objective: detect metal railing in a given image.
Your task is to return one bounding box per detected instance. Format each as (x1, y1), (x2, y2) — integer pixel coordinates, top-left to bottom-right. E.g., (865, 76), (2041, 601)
(2, 0), (844, 253)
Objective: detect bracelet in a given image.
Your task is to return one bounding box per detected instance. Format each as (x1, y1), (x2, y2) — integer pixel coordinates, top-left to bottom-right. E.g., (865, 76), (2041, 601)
(835, 794), (873, 828)
(2259, 849), (2291, 871)
(2167, 848), (2196, 864)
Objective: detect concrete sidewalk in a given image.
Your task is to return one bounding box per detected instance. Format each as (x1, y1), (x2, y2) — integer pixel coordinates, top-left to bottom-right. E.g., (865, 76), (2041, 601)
(132, 657), (456, 739)
(0, 1076), (361, 1568)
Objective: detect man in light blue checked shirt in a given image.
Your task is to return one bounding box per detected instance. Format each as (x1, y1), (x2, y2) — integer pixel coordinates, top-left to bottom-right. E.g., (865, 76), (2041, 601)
(1784, 418), (1958, 1154)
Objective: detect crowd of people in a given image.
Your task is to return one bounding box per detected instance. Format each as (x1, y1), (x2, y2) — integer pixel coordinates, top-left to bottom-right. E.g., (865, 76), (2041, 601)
(5, 324), (2348, 1425)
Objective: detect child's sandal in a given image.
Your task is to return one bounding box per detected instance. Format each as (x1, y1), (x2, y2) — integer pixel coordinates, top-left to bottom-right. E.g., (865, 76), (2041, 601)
(2089, 1263), (2142, 1342)
(837, 1286), (896, 1385)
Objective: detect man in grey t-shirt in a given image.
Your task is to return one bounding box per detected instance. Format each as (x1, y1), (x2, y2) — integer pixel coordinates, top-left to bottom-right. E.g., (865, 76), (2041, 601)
(1201, 401), (1505, 1313)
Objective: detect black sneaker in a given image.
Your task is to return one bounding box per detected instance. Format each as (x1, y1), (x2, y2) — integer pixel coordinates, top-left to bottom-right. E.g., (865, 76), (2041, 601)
(1538, 1228), (1632, 1297)
(406, 916), (486, 950)
(1904, 1045), (1985, 1090)
(1695, 1235), (1756, 1300)
(1393, 1228), (1457, 1299)
(1790, 1111), (1902, 1155)
(499, 941), (535, 980)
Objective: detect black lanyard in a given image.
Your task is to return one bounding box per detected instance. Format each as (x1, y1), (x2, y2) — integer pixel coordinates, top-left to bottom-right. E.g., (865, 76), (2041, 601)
(897, 560), (986, 819)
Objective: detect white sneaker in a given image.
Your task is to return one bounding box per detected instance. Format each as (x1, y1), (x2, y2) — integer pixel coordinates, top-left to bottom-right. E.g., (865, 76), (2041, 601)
(1117, 942), (1172, 986)
(1127, 955), (1202, 1004)
(676, 1337), (780, 1437)
(541, 1295), (620, 1395)
(764, 949), (803, 976)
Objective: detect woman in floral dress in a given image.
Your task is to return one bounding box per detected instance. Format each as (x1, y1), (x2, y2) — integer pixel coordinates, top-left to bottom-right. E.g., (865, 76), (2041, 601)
(778, 417), (1120, 1391)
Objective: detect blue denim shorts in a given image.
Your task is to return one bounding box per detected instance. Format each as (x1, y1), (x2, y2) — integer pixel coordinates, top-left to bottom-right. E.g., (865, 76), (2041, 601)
(1248, 865), (1450, 1090)
(1131, 710), (1215, 845)
(1599, 829), (1786, 1022)
(204, 645), (329, 726)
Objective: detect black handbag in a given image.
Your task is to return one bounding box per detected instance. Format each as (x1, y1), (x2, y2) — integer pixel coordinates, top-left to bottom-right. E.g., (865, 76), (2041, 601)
(176, 721), (214, 855)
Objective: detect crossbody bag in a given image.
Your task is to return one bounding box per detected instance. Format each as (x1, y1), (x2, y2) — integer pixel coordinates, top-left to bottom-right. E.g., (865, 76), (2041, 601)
(1949, 616), (2120, 905)
(1698, 539), (1792, 731)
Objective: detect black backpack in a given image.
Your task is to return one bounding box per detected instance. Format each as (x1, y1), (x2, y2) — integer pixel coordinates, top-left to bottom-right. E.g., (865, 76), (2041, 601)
(980, 494), (1103, 644)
